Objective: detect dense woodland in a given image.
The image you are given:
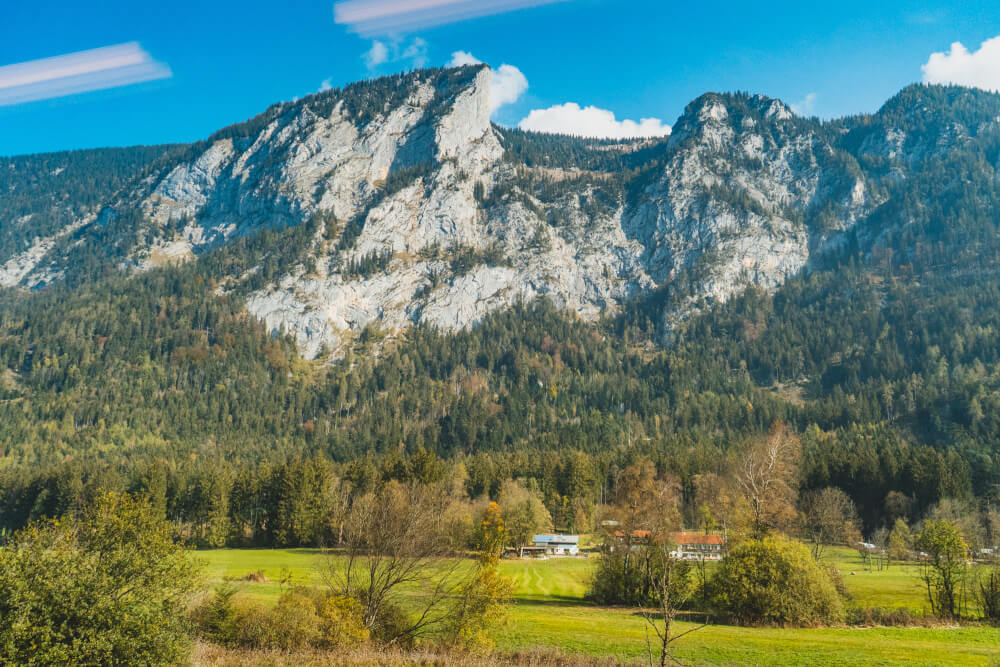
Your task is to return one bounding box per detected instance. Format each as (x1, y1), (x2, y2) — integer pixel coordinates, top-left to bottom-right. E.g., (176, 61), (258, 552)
(2, 82), (1000, 550)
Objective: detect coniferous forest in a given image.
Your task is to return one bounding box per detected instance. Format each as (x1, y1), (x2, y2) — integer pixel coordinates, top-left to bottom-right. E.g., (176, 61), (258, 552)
(2, 179), (1000, 543)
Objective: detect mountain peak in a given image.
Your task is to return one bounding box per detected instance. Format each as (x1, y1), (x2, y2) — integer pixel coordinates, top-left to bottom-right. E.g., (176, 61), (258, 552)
(869, 82), (1000, 135)
(667, 91), (799, 148)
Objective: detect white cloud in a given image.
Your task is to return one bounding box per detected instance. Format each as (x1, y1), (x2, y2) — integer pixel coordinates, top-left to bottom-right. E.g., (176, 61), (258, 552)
(446, 51), (527, 114)
(364, 40), (390, 69)
(790, 92), (817, 116)
(0, 42), (170, 106)
(447, 51), (481, 68)
(491, 65), (528, 113)
(319, 78), (333, 92)
(518, 103), (671, 139)
(361, 37), (429, 72)
(335, 0), (568, 36)
(922, 36), (1000, 92)
(401, 37), (428, 68)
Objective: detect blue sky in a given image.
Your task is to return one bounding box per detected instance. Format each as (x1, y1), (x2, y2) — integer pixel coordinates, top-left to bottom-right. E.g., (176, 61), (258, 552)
(1, 0), (998, 156)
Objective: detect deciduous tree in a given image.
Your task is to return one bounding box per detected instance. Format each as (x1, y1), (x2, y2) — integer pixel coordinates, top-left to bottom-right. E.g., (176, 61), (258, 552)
(917, 519), (968, 619)
(734, 424), (801, 539)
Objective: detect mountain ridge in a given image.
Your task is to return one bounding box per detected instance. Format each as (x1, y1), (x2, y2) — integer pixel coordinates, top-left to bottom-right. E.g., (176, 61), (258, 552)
(2, 68), (999, 360)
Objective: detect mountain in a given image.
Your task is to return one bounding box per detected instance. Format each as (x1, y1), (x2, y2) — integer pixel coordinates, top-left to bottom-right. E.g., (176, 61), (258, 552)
(3, 68), (1000, 529)
(0, 65), (931, 359)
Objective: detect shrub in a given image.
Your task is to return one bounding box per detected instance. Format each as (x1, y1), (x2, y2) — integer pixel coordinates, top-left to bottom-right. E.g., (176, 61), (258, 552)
(319, 595), (370, 648)
(0, 492), (199, 665)
(270, 591), (325, 648)
(191, 587), (368, 650)
(845, 606), (926, 627)
(442, 547), (514, 649)
(709, 535), (844, 626)
(190, 585), (242, 644)
(820, 561), (850, 599)
(370, 601), (414, 647)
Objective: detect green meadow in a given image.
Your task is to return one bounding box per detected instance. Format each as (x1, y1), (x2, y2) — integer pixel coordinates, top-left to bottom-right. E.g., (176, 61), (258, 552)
(199, 547), (1000, 665)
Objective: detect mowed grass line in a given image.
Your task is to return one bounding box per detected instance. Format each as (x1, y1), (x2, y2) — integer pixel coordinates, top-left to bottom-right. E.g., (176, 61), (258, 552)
(197, 549), (1000, 665)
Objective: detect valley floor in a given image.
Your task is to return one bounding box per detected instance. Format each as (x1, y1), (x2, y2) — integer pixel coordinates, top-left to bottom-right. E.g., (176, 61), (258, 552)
(199, 546), (1000, 665)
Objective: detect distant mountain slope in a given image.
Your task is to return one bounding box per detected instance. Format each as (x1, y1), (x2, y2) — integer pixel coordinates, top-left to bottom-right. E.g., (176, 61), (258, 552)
(1, 69), (999, 362)
(0, 144), (178, 287)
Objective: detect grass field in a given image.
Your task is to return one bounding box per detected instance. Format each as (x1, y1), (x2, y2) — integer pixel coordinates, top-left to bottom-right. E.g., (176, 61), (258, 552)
(198, 547), (1000, 665)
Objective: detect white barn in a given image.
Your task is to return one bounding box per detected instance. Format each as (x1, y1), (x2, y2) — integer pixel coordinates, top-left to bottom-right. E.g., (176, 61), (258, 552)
(530, 534), (580, 556)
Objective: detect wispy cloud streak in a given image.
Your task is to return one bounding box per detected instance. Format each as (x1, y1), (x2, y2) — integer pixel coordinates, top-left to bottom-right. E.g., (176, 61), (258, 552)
(335, 0), (568, 35)
(0, 42), (171, 106)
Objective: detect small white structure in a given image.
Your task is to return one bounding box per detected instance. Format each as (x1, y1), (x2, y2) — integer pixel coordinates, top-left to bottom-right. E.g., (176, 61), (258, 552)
(531, 534), (580, 556)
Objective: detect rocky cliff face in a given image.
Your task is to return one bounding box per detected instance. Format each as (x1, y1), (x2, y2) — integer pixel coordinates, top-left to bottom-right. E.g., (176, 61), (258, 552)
(4, 70), (986, 359)
(150, 65), (652, 358)
(624, 93), (872, 327)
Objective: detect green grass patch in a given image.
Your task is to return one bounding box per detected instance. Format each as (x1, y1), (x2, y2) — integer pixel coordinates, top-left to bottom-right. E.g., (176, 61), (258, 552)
(197, 548), (1000, 665)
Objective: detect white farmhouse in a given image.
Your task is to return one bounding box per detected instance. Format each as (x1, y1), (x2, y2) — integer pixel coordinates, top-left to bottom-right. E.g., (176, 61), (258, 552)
(530, 534), (580, 556)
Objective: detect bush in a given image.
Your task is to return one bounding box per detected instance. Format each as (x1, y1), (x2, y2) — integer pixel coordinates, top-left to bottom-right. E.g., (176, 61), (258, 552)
(0, 492), (199, 665)
(845, 606), (926, 627)
(709, 536), (844, 626)
(370, 601), (414, 647)
(320, 595), (370, 647)
(821, 561), (850, 599)
(191, 586), (369, 650)
(442, 551), (515, 649)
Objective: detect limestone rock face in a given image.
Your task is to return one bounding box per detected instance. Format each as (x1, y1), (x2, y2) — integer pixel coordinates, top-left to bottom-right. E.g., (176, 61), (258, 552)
(624, 93), (873, 326)
(5, 67), (921, 359)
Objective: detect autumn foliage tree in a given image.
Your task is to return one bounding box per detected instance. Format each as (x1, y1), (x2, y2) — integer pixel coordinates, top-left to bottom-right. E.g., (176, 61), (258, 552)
(443, 502), (514, 649)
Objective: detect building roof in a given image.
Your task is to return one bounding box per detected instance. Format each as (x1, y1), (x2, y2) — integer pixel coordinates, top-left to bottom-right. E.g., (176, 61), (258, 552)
(532, 534), (579, 545)
(672, 532), (724, 546)
(613, 529), (651, 539)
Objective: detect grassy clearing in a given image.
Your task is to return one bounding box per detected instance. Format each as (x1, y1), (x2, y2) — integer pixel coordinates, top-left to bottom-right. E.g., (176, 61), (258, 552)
(824, 546), (931, 611)
(197, 548), (1000, 665)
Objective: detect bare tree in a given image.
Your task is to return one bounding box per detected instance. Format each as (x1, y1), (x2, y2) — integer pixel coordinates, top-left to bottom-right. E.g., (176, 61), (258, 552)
(324, 480), (466, 644)
(640, 544), (705, 667)
(801, 487), (861, 559)
(734, 423), (801, 540)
